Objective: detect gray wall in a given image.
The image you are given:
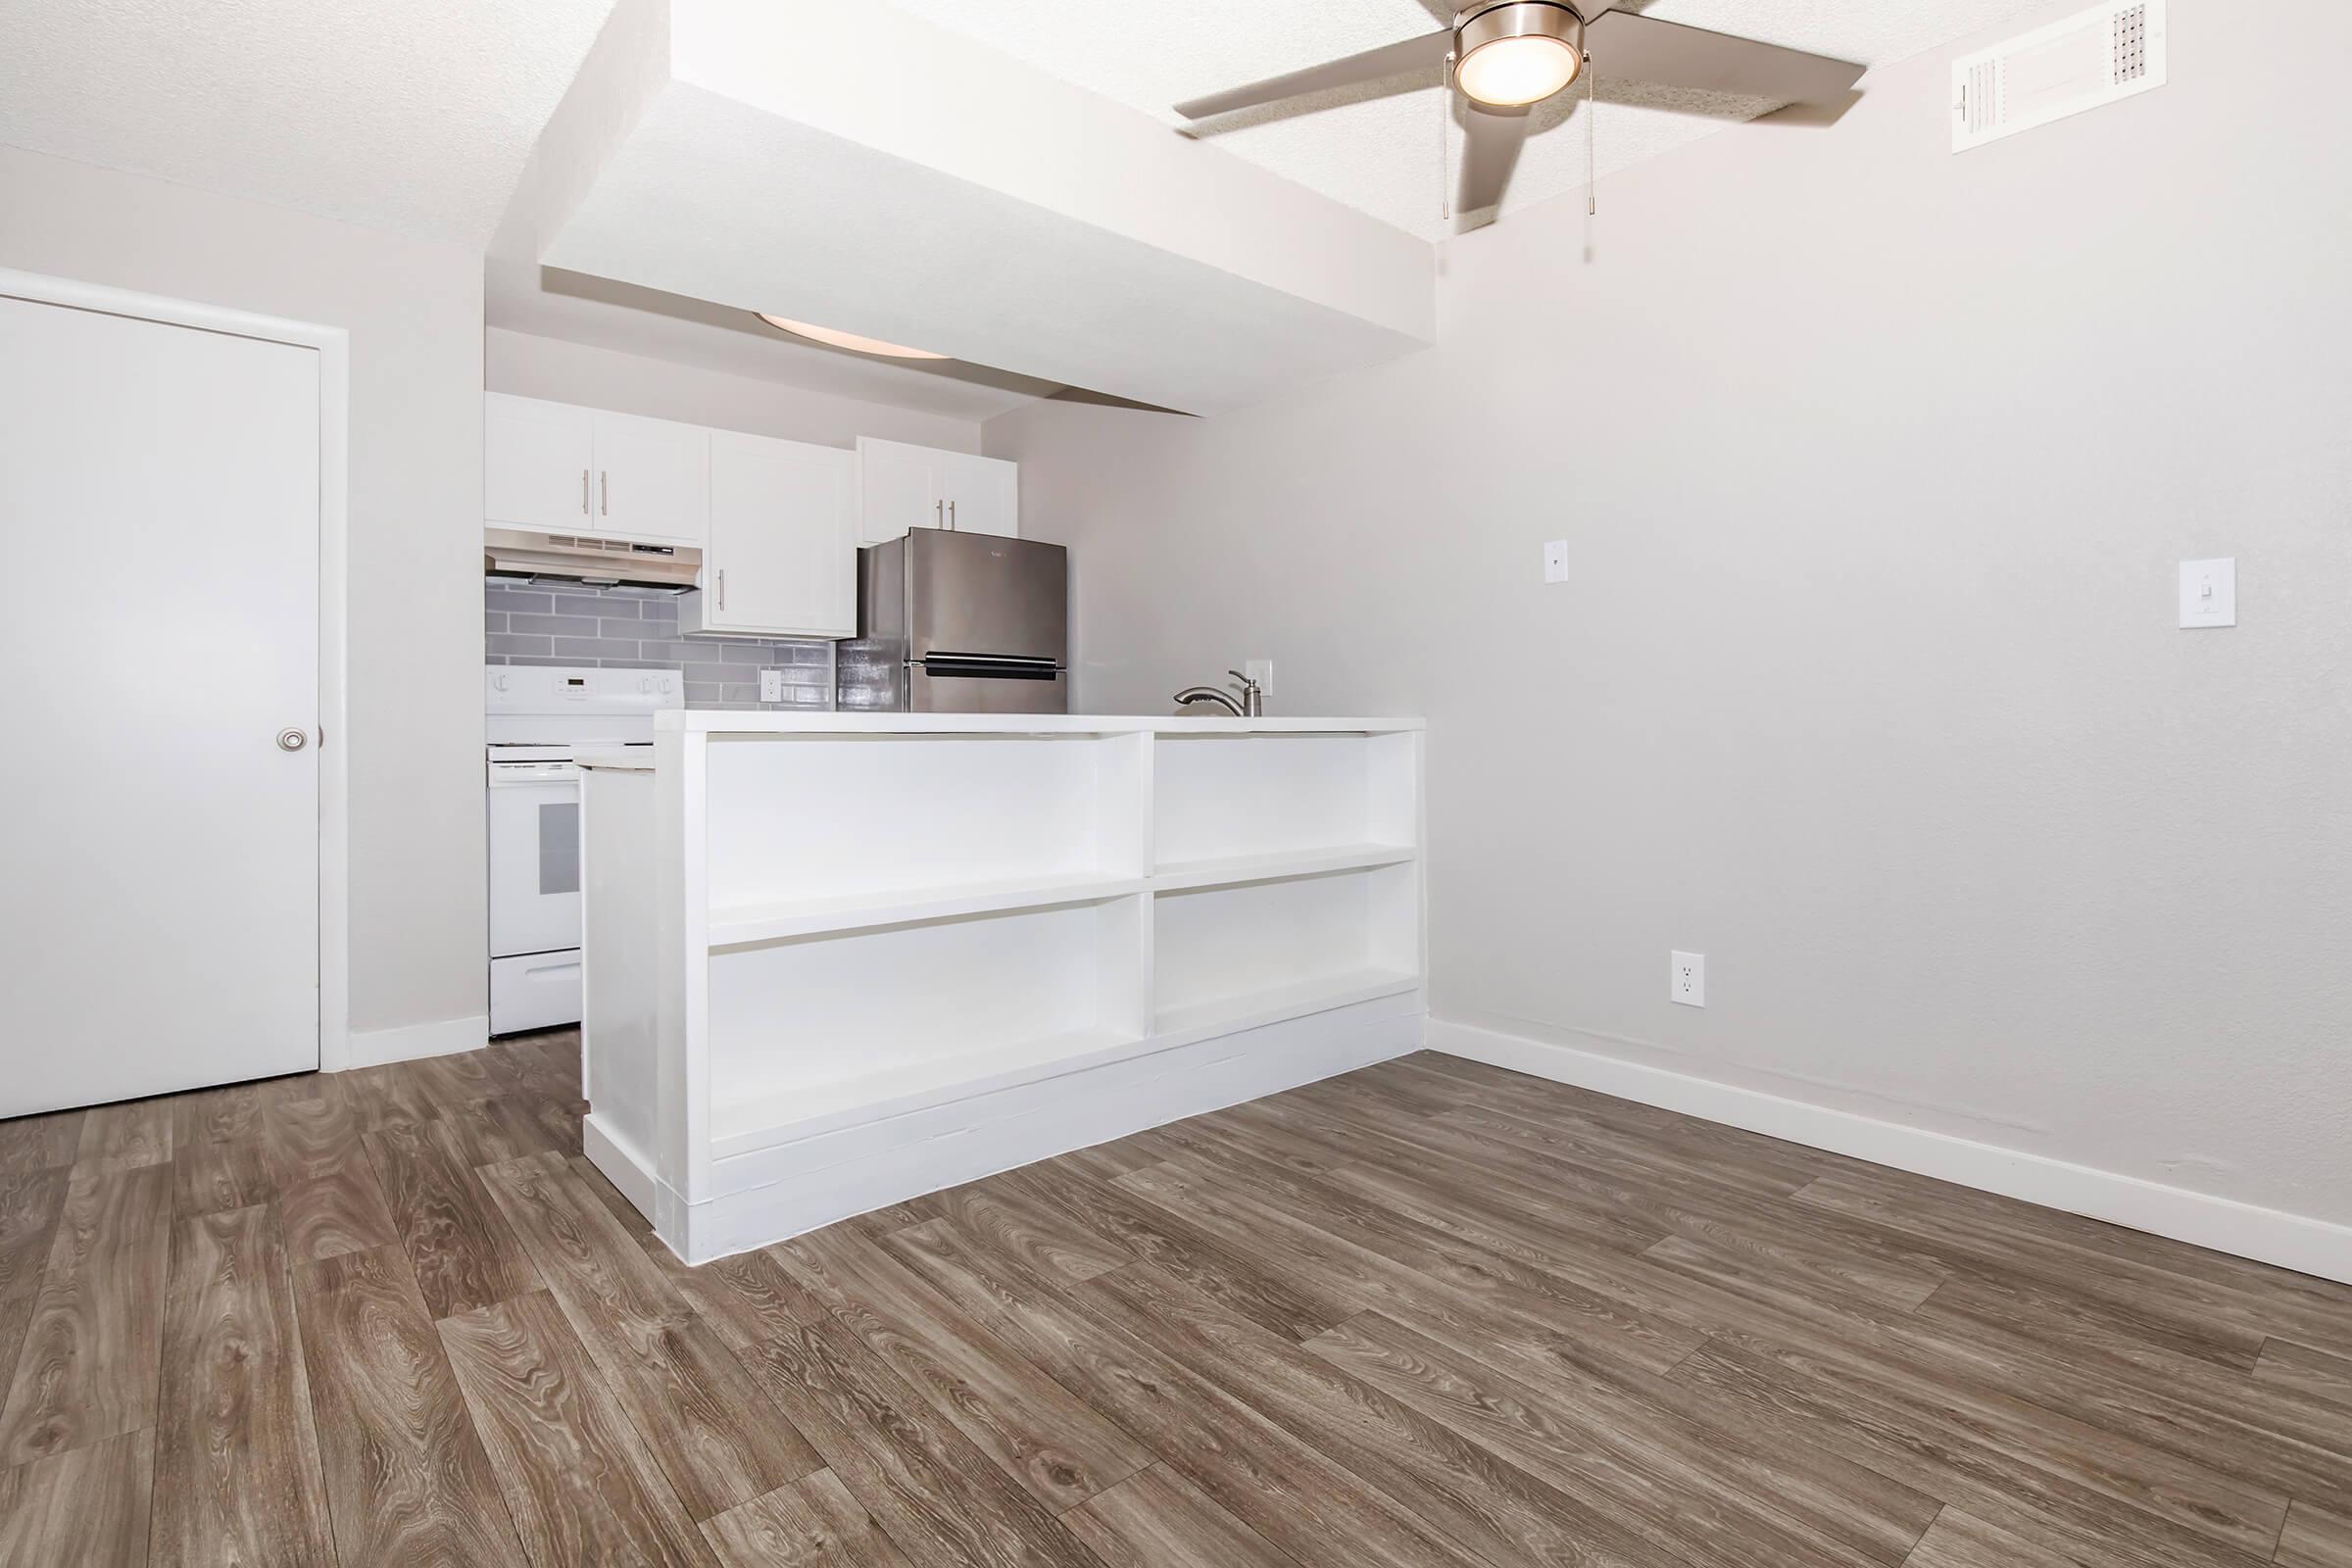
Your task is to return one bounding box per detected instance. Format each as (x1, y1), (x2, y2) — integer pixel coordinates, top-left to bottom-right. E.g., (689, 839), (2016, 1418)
(0, 144), (489, 1047)
(485, 580), (832, 709)
(986, 0), (2352, 1224)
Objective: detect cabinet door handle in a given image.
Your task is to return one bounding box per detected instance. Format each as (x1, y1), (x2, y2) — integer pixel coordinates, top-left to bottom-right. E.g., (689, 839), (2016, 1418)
(948, 499), (956, 530)
(716, 568), (725, 612)
(581, 468), (589, 514)
(600, 471), (609, 516)
(934, 499), (942, 528)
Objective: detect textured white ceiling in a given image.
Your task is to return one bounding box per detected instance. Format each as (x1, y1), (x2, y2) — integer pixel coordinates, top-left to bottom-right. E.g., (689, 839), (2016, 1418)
(887, 0), (2060, 237)
(0, 0), (620, 243)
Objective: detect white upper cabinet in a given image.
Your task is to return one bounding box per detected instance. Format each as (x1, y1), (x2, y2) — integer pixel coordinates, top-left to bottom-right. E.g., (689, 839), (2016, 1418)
(857, 437), (939, 544)
(681, 431), (857, 641)
(484, 393), (707, 547)
(940, 450), (1019, 538)
(484, 394), (594, 532)
(856, 437), (1017, 543)
(590, 410), (707, 545)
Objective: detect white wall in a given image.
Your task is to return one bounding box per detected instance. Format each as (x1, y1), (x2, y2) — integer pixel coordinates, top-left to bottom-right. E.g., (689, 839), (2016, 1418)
(987, 0), (2352, 1229)
(0, 146), (489, 1053)
(485, 327), (982, 452)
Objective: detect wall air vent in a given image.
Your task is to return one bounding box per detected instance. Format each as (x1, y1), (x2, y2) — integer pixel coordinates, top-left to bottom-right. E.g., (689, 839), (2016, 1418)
(1951, 0), (2166, 153)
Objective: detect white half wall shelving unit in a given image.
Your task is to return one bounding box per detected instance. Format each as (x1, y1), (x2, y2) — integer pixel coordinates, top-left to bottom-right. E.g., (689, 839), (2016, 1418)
(577, 713), (1426, 1263)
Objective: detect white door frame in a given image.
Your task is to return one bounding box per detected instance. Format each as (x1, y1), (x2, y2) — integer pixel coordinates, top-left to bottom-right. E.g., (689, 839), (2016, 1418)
(0, 267), (352, 1073)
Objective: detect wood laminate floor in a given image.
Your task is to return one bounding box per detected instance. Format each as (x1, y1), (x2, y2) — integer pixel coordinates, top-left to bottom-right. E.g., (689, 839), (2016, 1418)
(1, 1040), (2347, 1566)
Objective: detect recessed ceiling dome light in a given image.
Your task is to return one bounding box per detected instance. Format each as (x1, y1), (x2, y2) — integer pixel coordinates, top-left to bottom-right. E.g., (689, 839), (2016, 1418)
(756, 313), (950, 360)
(1453, 1), (1585, 107)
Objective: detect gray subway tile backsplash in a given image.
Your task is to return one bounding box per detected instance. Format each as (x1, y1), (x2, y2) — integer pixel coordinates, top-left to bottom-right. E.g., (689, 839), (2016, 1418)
(485, 579), (834, 711)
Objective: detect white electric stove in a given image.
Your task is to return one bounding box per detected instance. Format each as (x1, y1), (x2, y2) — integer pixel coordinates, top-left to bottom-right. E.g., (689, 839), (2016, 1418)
(485, 665), (682, 1034)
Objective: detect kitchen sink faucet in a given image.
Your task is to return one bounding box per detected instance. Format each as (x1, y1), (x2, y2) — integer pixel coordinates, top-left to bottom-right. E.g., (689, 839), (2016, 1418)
(1174, 670), (1264, 717)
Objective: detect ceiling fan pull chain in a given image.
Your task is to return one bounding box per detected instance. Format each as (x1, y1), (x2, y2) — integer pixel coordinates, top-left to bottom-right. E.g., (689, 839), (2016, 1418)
(1587, 50), (1597, 216)
(1440, 54), (1454, 221)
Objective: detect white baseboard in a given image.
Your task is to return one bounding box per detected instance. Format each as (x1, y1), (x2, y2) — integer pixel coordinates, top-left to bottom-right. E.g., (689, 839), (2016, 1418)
(583, 1114), (662, 1217)
(342, 1013), (490, 1071)
(1427, 1017), (2352, 1287)
(639, 995), (1425, 1265)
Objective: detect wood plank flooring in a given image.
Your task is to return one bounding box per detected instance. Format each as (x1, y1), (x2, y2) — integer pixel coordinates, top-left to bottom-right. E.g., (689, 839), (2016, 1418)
(1, 1040), (2348, 1566)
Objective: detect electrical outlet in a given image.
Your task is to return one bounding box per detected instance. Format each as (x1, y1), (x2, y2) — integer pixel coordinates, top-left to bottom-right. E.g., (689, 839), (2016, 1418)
(758, 668), (786, 704)
(1671, 951), (1705, 1007)
(1544, 540), (1570, 584)
(1244, 659), (1274, 694)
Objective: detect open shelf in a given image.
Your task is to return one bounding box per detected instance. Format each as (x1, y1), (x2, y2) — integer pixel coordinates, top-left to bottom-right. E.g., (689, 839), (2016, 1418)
(1152, 842), (1415, 893)
(1153, 730), (1417, 873)
(710, 870), (1151, 947)
(710, 1023), (1146, 1155)
(1152, 966), (1421, 1040)
(705, 896), (1151, 1161)
(701, 731), (1148, 913)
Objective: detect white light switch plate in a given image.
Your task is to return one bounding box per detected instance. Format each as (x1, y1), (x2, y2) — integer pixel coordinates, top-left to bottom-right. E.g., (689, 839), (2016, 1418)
(1544, 540), (1570, 584)
(1671, 952), (1705, 1007)
(2179, 558), (2235, 628)
(758, 668), (786, 703)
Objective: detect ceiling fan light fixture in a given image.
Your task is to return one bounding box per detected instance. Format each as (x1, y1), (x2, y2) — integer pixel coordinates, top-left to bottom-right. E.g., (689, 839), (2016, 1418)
(1453, 1), (1585, 107)
(755, 313), (951, 361)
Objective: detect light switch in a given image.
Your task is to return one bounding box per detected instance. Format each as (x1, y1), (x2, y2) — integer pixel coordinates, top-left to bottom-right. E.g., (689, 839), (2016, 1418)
(1544, 540), (1569, 584)
(2179, 558), (2235, 628)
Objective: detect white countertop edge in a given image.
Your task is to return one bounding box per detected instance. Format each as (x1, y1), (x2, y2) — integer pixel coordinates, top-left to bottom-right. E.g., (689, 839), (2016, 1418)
(644, 711), (1424, 737)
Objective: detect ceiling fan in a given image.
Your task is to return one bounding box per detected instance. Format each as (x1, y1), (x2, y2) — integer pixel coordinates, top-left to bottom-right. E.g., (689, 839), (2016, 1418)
(1174, 1), (1866, 216)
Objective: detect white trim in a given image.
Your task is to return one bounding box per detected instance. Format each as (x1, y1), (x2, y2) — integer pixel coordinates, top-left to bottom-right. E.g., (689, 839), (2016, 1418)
(1427, 1018), (2352, 1287)
(631, 992), (1424, 1264)
(583, 1114), (662, 1218)
(346, 1014), (489, 1070)
(0, 268), (352, 1075)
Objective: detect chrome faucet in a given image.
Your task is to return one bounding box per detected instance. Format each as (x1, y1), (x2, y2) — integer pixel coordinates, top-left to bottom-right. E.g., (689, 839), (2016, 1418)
(1174, 670), (1264, 718)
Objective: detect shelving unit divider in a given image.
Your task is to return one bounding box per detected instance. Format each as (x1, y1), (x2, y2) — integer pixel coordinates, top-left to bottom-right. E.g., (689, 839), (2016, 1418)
(586, 714), (1426, 1263)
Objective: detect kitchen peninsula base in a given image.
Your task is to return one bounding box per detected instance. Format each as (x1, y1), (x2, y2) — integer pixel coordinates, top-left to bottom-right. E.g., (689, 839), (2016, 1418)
(576, 712), (1426, 1263)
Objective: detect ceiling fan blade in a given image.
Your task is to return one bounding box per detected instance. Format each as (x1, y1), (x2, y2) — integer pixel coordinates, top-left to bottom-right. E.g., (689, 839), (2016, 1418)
(1586, 12), (1865, 105)
(1455, 102), (1531, 214)
(1174, 29), (1449, 120)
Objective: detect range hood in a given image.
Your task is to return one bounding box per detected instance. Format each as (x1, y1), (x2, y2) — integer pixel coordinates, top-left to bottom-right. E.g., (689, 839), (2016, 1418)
(483, 527), (701, 590)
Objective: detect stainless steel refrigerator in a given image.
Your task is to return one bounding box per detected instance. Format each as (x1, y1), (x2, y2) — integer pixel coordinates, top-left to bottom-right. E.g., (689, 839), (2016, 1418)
(835, 528), (1069, 713)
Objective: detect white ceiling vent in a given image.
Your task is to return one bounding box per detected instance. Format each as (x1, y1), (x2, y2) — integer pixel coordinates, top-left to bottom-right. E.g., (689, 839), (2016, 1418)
(1951, 0), (2166, 153)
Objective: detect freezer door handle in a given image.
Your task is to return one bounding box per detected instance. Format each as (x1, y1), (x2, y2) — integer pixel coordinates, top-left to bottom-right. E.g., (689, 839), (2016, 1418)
(915, 654), (1064, 681)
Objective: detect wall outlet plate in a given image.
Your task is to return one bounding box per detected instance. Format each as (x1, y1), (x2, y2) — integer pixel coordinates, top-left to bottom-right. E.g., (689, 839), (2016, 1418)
(1671, 951), (1705, 1007)
(758, 668), (786, 703)
(1244, 659), (1274, 694)
(1544, 540), (1570, 584)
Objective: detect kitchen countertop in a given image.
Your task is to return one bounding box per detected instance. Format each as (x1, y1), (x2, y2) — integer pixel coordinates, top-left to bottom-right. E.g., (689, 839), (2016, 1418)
(573, 711), (1421, 769)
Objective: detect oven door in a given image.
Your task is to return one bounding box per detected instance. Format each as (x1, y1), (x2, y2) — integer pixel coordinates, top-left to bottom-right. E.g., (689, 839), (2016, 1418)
(487, 760), (582, 959)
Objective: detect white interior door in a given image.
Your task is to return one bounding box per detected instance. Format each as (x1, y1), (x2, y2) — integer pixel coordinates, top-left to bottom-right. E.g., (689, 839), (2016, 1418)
(0, 294), (321, 1116)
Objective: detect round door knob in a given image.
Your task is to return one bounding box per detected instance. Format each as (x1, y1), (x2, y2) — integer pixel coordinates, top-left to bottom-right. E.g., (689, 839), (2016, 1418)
(276, 728), (310, 753)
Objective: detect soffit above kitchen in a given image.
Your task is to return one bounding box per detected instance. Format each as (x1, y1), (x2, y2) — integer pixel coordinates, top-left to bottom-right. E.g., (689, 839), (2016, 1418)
(887, 0), (2063, 237)
(510, 0), (1436, 417)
